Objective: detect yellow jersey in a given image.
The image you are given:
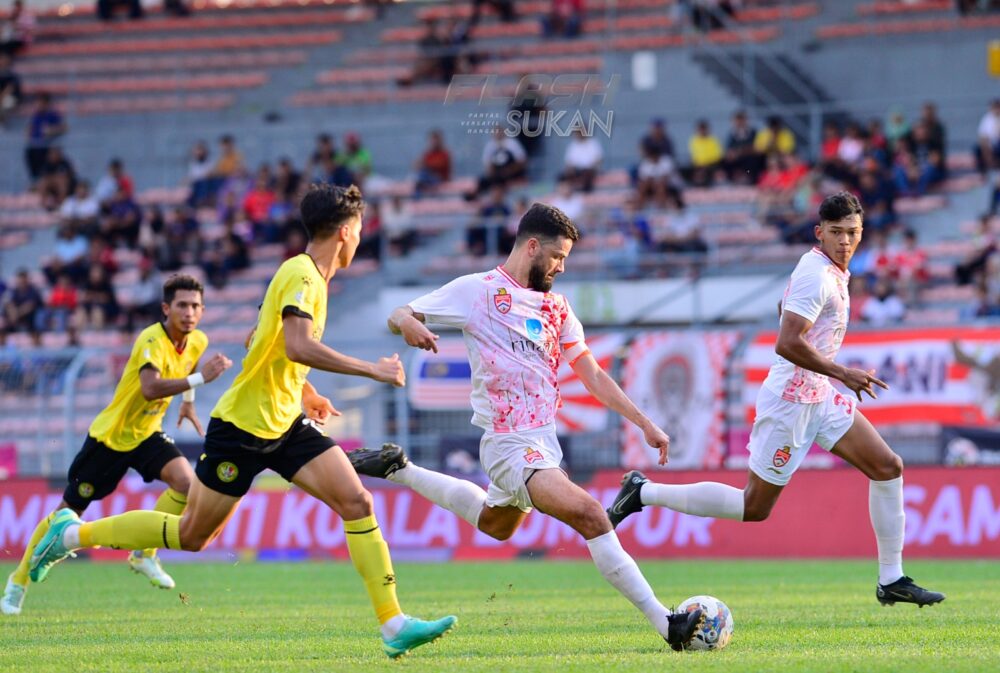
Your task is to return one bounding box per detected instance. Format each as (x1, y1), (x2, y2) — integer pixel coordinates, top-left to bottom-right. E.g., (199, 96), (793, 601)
(212, 254), (327, 439)
(89, 323), (208, 452)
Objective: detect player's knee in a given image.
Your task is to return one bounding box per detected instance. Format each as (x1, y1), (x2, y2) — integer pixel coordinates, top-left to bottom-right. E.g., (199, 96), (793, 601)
(873, 453), (903, 481)
(177, 528), (211, 552)
(742, 500), (774, 522)
(479, 519), (514, 541)
(337, 489), (374, 521)
(170, 474), (192, 496)
(574, 500), (613, 538)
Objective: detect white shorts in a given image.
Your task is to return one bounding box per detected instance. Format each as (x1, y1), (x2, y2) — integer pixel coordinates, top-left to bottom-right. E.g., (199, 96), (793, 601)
(480, 425), (563, 512)
(747, 386), (856, 486)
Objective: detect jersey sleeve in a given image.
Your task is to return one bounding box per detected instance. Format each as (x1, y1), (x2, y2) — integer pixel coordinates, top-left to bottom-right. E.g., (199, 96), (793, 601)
(408, 275), (478, 329)
(276, 264), (322, 321)
(136, 331), (169, 373)
(559, 300), (590, 365)
(781, 265), (829, 324)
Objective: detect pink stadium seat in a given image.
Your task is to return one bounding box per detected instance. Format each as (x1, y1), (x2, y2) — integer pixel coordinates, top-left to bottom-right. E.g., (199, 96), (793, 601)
(29, 30), (340, 57)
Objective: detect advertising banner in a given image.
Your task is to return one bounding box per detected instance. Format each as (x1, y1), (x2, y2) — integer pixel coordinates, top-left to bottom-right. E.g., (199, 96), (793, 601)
(742, 327), (1000, 427)
(3, 467), (997, 560)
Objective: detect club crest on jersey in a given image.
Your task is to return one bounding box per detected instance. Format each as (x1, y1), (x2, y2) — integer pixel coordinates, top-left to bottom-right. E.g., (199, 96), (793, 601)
(217, 462), (239, 483)
(78, 482), (94, 498)
(494, 288), (512, 314)
(523, 447), (544, 464)
(773, 446), (792, 468)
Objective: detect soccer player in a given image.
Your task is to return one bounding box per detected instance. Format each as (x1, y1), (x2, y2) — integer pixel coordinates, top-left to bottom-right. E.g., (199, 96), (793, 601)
(606, 192), (945, 608)
(2, 274), (232, 616)
(28, 185), (456, 658)
(350, 203), (705, 651)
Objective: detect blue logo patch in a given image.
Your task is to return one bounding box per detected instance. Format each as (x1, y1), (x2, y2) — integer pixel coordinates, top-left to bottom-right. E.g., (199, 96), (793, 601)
(525, 318), (543, 341)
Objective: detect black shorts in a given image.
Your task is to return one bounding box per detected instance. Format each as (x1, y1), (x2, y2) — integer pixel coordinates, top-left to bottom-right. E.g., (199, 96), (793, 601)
(64, 432), (183, 510)
(195, 415), (335, 497)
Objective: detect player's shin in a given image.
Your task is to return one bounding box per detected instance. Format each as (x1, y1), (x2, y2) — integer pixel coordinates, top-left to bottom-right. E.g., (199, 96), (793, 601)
(586, 530), (670, 637)
(77, 511), (182, 551)
(141, 487), (188, 557)
(12, 511), (54, 586)
(641, 481), (745, 520)
(869, 476), (905, 585)
(391, 464), (485, 528)
(343, 515), (405, 635)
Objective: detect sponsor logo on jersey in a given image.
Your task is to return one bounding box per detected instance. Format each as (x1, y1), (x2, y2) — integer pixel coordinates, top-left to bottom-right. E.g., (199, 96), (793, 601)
(773, 446), (791, 468)
(217, 462), (239, 483)
(525, 318), (543, 342)
(494, 288), (512, 314)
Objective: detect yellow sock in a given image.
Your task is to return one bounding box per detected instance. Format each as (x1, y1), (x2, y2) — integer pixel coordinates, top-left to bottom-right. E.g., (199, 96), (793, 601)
(344, 515), (403, 625)
(142, 488), (188, 557)
(79, 511), (181, 551)
(12, 512), (54, 585)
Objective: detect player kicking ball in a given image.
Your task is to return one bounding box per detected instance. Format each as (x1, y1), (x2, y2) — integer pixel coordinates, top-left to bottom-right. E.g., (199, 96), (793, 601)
(28, 185), (456, 658)
(606, 192), (945, 608)
(350, 203), (705, 651)
(2, 275), (232, 615)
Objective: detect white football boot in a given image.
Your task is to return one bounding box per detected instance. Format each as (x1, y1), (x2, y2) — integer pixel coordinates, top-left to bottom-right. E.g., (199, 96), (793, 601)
(127, 552), (176, 589)
(1, 574), (27, 615)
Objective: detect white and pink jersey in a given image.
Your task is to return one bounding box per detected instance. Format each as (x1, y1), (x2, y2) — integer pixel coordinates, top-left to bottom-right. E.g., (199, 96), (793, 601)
(408, 266), (589, 432)
(763, 247), (850, 404)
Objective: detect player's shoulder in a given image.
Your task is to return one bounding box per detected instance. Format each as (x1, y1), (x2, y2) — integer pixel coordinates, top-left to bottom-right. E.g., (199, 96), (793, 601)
(189, 328), (209, 350)
(135, 322), (166, 346)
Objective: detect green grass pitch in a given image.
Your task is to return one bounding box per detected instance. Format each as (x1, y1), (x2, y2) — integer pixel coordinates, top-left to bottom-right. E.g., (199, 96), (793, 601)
(1, 559), (998, 673)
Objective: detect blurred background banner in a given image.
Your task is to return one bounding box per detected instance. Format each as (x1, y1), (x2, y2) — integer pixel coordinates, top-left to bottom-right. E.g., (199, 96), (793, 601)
(620, 330), (739, 470)
(3, 467), (998, 559)
(743, 327), (1000, 427)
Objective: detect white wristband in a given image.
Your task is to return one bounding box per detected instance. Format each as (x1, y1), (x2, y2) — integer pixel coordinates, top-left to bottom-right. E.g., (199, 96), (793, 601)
(186, 372), (205, 390)
(182, 388), (196, 403)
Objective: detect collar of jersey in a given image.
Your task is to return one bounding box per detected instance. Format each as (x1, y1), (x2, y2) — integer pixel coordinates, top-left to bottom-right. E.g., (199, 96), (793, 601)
(496, 265), (526, 289)
(810, 247), (850, 280)
(159, 321), (187, 355)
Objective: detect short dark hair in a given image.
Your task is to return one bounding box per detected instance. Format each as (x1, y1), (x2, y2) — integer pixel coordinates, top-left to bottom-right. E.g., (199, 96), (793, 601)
(818, 191), (864, 223)
(163, 274), (204, 305)
(299, 183), (366, 241)
(515, 203), (580, 245)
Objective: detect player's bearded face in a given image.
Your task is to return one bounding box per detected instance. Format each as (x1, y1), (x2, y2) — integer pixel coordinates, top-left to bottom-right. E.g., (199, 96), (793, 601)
(527, 238), (572, 292)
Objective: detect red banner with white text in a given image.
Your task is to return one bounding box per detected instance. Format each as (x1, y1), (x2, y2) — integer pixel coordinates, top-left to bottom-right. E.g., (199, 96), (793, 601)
(742, 327), (1000, 427)
(2, 467), (998, 560)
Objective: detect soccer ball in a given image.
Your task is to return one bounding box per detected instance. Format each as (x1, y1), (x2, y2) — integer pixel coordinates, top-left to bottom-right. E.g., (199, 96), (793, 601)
(676, 595), (734, 651)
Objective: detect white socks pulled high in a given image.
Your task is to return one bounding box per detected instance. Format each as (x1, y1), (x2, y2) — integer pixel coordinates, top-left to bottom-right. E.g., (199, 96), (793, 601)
(869, 476), (905, 586)
(640, 481), (745, 521)
(586, 531), (670, 638)
(388, 463), (486, 529)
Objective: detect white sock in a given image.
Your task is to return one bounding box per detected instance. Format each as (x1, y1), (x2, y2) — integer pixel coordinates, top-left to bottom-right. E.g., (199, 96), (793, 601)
(869, 477), (905, 586)
(380, 614), (407, 640)
(586, 531), (670, 638)
(640, 481), (745, 520)
(389, 463), (485, 529)
(62, 523), (81, 550)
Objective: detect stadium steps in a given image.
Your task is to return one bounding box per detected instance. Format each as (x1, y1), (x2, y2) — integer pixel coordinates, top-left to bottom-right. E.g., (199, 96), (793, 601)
(26, 30), (342, 58)
(816, 13), (1000, 40)
(18, 50), (308, 76)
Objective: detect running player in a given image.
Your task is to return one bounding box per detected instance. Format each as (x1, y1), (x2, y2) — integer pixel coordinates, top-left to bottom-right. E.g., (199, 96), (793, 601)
(349, 203), (705, 651)
(2, 274), (232, 615)
(29, 185), (456, 658)
(606, 192), (945, 608)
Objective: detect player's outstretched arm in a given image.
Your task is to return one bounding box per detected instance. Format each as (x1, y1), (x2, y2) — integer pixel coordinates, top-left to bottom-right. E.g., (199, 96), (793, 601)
(776, 311), (887, 401)
(284, 313), (406, 386)
(570, 352), (671, 465)
(138, 352), (232, 402)
(388, 305), (440, 353)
